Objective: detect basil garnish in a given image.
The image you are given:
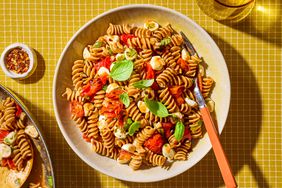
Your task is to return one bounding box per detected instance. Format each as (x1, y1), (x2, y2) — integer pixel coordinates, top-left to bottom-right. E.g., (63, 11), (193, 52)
(119, 92), (130, 108)
(133, 79), (154, 89)
(174, 121), (185, 141)
(110, 60), (133, 81)
(144, 98), (169, 117)
(128, 122), (140, 136)
(160, 38), (171, 46)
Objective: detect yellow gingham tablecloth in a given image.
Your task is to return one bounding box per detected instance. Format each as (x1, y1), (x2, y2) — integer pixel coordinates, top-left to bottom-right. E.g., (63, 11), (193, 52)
(0, 0), (281, 187)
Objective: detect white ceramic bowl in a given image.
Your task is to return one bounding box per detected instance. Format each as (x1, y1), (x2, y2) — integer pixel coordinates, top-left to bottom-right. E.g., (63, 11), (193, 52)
(53, 4), (230, 182)
(0, 43), (37, 80)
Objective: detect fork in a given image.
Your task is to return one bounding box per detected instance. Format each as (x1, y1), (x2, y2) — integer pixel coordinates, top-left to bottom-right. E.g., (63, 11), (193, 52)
(180, 31), (237, 188)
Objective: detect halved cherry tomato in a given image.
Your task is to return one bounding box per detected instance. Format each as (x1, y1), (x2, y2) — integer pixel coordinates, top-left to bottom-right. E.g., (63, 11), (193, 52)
(145, 63), (155, 79)
(145, 63), (160, 90)
(95, 56), (112, 71)
(15, 104), (22, 118)
(0, 130), (9, 143)
(177, 58), (190, 72)
(81, 73), (108, 97)
(162, 122), (174, 139)
(106, 89), (124, 100)
(144, 133), (164, 154)
(1, 158), (16, 170)
(169, 86), (185, 105)
(83, 134), (91, 143)
(120, 34), (135, 46)
(169, 86), (184, 96)
(101, 100), (123, 119)
(70, 101), (84, 118)
(182, 128), (192, 141)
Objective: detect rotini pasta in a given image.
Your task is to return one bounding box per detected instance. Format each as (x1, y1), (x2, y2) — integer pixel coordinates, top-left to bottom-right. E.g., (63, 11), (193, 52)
(63, 20), (215, 170)
(0, 97), (34, 173)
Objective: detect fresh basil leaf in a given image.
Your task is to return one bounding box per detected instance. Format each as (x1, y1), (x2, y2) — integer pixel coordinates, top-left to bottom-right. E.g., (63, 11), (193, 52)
(133, 79), (154, 89)
(128, 122), (140, 136)
(93, 41), (102, 48)
(110, 60), (133, 81)
(127, 118), (133, 125)
(47, 176), (53, 187)
(144, 98), (169, 117)
(160, 38), (171, 46)
(174, 121), (185, 141)
(119, 93), (130, 108)
(102, 85), (108, 91)
(124, 118), (132, 130)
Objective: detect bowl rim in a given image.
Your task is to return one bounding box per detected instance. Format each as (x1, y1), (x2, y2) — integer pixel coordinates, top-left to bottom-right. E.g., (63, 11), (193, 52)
(53, 4), (231, 182)
(0, 43), (37, 79)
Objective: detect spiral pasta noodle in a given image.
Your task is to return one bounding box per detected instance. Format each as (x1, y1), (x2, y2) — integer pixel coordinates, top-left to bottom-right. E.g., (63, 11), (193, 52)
(101, 128), (115, 150)
(129, 155), (143, 170)
(156, 68), (177, 88)
(91, 140), (119, 160)
(158, 88), (178, 113)
(115, 135), (134, 147)
(12, 130), (33, 171)
(134, 126), (155, 147)
(63, 20), (215, 170)
(126, 102), (143, 122)
(174, 140), (192, 160)
(107, 23), (132, 35)
(145, 149), (166, 166)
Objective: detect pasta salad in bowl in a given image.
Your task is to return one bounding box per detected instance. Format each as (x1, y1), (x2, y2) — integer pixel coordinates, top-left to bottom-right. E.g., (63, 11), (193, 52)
(53, 4), (230, 182)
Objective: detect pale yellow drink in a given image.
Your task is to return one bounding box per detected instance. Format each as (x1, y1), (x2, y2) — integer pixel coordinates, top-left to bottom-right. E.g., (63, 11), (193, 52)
(197, 0), (256, 22)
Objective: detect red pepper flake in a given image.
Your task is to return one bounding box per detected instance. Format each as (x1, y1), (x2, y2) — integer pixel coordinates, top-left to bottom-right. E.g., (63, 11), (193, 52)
(5, 47), (30, 74)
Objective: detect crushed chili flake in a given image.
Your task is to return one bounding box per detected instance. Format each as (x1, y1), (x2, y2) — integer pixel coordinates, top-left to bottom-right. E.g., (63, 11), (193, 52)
(5, 47), (30, 74)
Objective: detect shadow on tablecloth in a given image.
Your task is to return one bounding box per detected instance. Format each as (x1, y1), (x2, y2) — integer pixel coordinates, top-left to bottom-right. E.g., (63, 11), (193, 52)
(121, 34), (267, 188)
(13, 91), (102, 188)
(220, 0), (281, 48)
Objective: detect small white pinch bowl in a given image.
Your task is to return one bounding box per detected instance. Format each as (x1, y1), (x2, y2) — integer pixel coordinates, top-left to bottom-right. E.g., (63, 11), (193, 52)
(0, 43), (37, 80)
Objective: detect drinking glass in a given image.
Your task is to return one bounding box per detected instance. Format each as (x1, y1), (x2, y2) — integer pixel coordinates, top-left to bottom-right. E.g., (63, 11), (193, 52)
(197, 0), (256, 22)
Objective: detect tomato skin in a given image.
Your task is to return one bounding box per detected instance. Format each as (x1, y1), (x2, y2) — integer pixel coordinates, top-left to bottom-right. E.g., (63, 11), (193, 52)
(145, 63), (160, 90)
(82, 134), (91, 142)
(182, 128), (192, 141)
(81, 74), (108, 97)
(1, 158), (16, 170)
(101, 89), (124, 119)
(70, 101), (84, 118)
(177, 58), (190, 72)
(162, 122), (174, 139)
(120, 34), (135, 46)
(15, 104), (22, 118)
(145, 63), (155, 79)
(144, 133), (165, 154)
(95, 56), (112, 71)
(169, 86), (185, 105)
(0, 130), (9, 143)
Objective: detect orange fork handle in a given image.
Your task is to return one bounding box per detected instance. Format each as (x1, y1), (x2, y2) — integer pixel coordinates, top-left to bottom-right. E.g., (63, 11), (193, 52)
(200, 107), (237, 188)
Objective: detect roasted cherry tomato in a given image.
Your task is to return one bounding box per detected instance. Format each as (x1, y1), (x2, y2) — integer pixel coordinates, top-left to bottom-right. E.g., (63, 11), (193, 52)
(182, 128), (192, 141)
(15, 104), (22, 118)
(144, 133), (164, 154)
(70, 101), (84, 118)
(145, 63), (155, 79)
(81, 74), (108, 97)
(177, 58), (190, 72)
(120, 34), (135, 46)
(95, 56), (112, 71)
(1, 158), (16, 170)
(162, 122), (174, 139)
(169, 86), (185, 105)
(0, 130), (9, 143)
(82, 134), (91, 143)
